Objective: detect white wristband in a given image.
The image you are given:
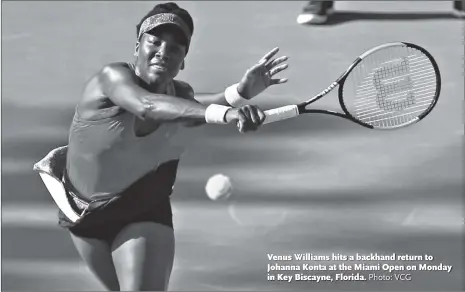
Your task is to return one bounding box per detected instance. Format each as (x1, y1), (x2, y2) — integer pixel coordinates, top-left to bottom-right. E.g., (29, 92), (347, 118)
(205, 104), (231, 124)
(225, 83), (247, 107)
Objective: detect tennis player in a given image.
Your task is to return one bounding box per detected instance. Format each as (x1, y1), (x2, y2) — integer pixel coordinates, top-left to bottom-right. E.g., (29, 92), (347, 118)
(297, 1), (465, 25)
(33, 2), (288, 291)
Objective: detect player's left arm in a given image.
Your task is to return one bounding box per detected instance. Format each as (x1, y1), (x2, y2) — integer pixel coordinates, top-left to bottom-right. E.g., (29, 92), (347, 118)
(174, 81), (248, 127)
(172, 80), (208, 127)
(193, 47), (289, 107)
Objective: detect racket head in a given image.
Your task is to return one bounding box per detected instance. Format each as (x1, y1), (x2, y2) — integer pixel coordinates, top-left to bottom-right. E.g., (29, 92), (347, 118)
(338, 42), (441, 130)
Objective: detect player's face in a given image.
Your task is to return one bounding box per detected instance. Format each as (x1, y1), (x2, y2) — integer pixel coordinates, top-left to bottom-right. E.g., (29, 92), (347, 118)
(135, 27), (187, 85)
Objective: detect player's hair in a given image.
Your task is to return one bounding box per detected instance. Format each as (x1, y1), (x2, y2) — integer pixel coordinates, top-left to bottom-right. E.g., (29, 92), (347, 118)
(136, 2), (194, 48)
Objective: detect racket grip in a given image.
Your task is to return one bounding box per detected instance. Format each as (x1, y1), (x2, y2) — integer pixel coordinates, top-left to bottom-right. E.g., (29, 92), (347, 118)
(263, 105), (299, 124)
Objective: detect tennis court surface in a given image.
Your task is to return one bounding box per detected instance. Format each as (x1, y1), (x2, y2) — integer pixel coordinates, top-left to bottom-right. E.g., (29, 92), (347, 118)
(2, 1), (463, 290)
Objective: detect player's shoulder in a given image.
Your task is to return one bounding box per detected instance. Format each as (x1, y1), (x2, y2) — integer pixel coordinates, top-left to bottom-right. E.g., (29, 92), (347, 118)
(101, 62), (133, 72)
(173, 79), (194, 99)
(78, 62), (133, 119)
(83, 62), (135, 96)
(97, 62), (135, 82)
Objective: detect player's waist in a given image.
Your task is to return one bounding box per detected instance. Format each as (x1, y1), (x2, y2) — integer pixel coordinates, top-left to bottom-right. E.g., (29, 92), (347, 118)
(64, 159), (180, 204)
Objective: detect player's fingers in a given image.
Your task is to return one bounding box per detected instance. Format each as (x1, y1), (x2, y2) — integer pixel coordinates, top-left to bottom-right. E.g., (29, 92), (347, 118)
(271, 78), (288, 85)
(239, 107), (252, 121)
(244, 105), (259, 125)
(269, 64), (289, 77)
(236, 120), (244, 133)
(255, 108), (266, 125)
(241, 107), (259, 132)
(237, 110), (247, 133)
(259, 47), (279, 64)
(266, 56), (288, 69)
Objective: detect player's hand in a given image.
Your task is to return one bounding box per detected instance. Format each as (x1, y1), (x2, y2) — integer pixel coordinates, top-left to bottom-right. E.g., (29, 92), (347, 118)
(237, 47), (289, 100)
(225, 105), (266, 133)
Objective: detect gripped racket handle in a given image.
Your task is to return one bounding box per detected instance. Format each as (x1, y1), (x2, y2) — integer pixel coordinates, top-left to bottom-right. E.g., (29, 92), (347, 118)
(263, 105), (300, 124)
(235, 105), (300, 130)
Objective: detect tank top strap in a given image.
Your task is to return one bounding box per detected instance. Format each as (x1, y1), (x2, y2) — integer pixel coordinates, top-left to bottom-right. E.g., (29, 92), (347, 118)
(127, 62), (136, 71)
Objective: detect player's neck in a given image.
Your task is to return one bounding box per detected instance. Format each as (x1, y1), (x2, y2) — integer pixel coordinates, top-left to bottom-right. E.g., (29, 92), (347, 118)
(150, 80), (171, 94)
(135, 70), (170, 94)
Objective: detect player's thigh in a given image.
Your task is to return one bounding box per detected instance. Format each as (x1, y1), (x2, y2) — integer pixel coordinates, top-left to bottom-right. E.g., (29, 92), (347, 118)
(69, 232), (120, 291)
(110, 222), (175, 291)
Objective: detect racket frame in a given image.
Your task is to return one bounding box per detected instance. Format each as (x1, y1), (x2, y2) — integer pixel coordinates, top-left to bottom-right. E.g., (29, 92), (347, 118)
(291, 42), (441, 129)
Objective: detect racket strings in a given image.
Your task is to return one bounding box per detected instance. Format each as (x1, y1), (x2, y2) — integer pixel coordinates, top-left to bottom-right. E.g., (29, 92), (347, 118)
(343, 46), (438, 129)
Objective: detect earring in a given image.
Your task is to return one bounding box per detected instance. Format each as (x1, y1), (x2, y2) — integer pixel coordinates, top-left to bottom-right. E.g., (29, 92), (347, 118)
(134, 42), (139, 57)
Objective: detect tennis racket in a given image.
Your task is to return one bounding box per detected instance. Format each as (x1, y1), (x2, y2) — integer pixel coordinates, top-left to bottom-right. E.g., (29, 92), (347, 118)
(263, 42), (441, 129)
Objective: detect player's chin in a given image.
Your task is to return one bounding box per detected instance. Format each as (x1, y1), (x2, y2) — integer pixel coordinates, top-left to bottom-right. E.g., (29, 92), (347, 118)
(148, 67), (177, 80)
(149, 70), (170, 79)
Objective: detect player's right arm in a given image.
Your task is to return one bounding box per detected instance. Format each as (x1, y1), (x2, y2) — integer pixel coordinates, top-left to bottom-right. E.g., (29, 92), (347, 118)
(102, 63), (208, 123)
(77, 63), (264, 131)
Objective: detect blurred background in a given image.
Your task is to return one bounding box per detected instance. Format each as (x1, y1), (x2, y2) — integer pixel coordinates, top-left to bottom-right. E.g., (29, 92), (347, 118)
(1, 1), (464, 291)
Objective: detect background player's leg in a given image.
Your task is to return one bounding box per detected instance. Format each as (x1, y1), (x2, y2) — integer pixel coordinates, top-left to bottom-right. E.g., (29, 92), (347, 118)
(69, 233), (120, 291)
(111, 222), (175, 291)
(453, 0), (465, 17)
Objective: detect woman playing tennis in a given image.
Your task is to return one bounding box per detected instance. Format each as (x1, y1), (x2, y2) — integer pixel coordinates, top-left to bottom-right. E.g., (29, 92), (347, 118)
(33, 2), (288, 291)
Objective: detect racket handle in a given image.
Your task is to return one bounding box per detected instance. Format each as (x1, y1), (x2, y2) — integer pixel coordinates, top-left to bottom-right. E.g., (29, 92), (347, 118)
(263, 105), (299, 124)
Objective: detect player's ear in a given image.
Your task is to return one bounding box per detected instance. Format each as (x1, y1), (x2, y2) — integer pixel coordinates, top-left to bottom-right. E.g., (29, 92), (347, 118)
(134, 41), (140, 57)
(181, 60), (185, 70)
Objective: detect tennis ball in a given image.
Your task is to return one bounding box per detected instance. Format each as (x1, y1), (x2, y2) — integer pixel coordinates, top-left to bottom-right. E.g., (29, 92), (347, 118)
(205, 174), (233, 201)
